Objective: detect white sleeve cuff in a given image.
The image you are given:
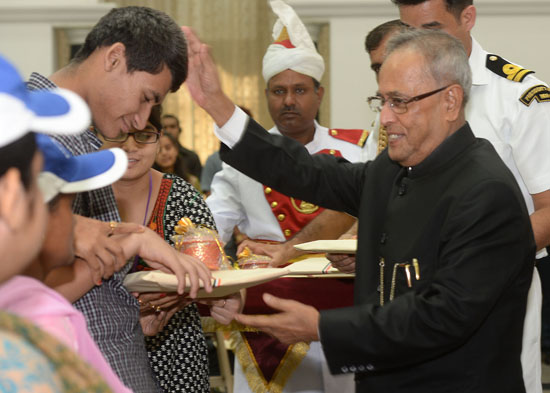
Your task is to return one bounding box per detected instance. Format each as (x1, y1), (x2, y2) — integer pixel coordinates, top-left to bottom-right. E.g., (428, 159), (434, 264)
(214, 105), (249, 148)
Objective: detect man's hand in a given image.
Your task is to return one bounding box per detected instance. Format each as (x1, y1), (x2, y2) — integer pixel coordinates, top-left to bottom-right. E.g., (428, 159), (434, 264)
(120, 228), (213, 298)
(198, 291), (244, 325)
(134, 292), (193, 336)
(139, 307), (179, 336)
(73, 215), (143, 284)
(134, 292), (193, 312)
(181, 26), (235, 126)
(235, 293), (320, 345)
(326, 253), (356, 274)
(237, 240), (303, 267)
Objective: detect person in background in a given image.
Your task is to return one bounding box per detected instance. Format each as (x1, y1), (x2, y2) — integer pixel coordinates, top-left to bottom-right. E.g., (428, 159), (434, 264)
(240, 20), (408, 267)
(206, 2), (366, 392)
(155, 131), (201, 190)
(0, 53), (113, 393)
(101, 106), (242, 393)
(161, 113), (203, 179)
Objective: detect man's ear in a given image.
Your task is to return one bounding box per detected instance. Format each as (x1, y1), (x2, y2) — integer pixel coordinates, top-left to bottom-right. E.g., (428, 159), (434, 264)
(444, 84), (464, 121)
(460, 5), (476, 33)
(0, 169), (26, 231)
(316, 85), (325, 103)
(104, 42), (127, 72)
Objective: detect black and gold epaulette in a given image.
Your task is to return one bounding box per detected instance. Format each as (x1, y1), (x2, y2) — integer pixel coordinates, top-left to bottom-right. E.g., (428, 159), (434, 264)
(486, 54), (534, 83)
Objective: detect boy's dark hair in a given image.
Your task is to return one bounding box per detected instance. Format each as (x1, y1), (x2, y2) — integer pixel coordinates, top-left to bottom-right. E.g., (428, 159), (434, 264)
(0, 133), (36, 190)
(391, 0), (473, 19)
(149, 105), (163, 132)
(365, 20), (407, 54)
(73, 6), (187, 92)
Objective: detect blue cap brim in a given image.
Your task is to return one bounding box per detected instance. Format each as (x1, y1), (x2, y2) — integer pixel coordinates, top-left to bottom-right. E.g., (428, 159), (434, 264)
(0, 55), (91, 148)
(36, 134), (128, 203)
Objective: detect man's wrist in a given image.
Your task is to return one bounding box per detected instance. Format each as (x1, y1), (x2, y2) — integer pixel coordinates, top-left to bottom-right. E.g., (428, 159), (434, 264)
(205, 93), (236, 127)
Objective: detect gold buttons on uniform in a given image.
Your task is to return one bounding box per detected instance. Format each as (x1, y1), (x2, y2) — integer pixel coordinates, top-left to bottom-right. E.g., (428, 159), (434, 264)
(271, 201), (278, 208)
(277, 214), (285, 221)
(265, 187), (272, 194)
(329, 149), (336, 155)
(284, 229), (292, 237)
(489, 55), (498, 61)
(330, 129), (338, 136)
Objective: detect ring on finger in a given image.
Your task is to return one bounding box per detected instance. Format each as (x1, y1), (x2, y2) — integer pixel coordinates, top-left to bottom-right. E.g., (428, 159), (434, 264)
(108, 221), (117, 236)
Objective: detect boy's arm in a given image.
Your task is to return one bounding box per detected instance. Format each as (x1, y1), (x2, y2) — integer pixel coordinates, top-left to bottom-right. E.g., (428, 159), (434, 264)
(46, 228), (213, 303)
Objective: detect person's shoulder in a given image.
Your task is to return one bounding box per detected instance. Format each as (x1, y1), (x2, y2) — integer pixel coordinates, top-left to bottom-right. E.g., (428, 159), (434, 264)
(164, 172), (203, 195)
(327, 128), (370, 148)
(485, 53), (535, 84)
(0, 313), (63, 392)
(484, 53), (550, 107)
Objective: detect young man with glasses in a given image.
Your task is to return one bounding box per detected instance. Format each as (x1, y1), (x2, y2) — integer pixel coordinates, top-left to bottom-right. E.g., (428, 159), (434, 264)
(184, 25), (536, 393)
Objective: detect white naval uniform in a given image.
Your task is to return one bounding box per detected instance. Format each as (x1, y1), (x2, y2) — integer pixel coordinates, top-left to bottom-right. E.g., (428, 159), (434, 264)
(468, 37), (550, 393)
(207, 120), (364, 393)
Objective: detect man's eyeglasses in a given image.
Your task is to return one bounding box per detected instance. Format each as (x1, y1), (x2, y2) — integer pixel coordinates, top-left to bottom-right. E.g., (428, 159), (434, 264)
(103, 130), (160, 144)
(367, 85), (450, 114)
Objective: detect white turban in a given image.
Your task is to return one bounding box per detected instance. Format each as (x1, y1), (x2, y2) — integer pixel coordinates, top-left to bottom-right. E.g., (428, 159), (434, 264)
(262, 0), (325, 83)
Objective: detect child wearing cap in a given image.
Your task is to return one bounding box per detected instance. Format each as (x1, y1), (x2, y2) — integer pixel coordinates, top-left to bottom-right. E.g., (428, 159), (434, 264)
(0, 134), (132, 393)
(0, 54), (113, 393)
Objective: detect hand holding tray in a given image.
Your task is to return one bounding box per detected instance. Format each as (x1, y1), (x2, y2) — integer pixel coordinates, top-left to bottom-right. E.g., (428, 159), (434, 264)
(124, 268), (289, 298)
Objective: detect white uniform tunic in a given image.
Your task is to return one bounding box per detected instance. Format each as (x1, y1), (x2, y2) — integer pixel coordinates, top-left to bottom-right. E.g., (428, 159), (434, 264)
(468, 37), (550, 393)
(207, 121), (365, 243)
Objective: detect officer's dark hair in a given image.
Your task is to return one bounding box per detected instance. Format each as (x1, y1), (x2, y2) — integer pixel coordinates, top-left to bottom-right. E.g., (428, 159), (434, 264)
(72, 6), (187, 93)
(391, 0), (473, 19)
(365, 20), (408, 54)
(0, 133), (37, 190)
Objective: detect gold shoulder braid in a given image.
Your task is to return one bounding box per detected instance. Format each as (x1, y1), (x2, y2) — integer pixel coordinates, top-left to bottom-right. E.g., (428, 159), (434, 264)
(486, 54), (534, 83)
(0, 311), (113, 393)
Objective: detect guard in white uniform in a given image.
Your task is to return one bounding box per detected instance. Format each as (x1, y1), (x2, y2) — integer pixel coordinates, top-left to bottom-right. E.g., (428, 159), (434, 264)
(206, 1), (367, 392)
(209, 122), (365, 244)
(467, 36), (550, 393)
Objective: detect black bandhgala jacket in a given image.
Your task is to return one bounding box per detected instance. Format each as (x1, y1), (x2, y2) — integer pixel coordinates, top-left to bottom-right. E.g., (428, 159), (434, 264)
(221, 119), (535, 393)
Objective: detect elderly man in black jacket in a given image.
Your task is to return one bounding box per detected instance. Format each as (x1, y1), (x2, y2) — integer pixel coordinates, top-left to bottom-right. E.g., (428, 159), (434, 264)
(184, 27), (535, 393)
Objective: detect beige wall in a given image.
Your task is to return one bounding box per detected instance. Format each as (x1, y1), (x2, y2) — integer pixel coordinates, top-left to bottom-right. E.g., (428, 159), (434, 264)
(2, 0), (550, 159)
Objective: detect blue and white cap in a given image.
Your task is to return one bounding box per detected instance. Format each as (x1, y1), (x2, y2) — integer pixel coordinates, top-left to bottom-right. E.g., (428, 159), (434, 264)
(36, 134), (128, 203)
(0, 54), (91, 148)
